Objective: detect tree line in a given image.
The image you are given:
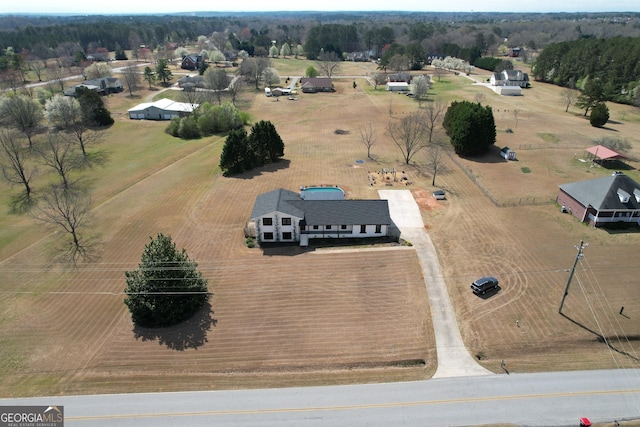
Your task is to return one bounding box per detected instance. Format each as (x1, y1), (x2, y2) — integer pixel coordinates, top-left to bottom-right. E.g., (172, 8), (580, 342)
(532, 36), (640, 105)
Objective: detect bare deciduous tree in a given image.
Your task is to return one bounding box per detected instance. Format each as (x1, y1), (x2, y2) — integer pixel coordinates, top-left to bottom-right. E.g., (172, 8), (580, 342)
(425, 140), (450, 186)
(389, 54), (410, 73)
(35, 133), (79, 190)
(203, 67), (231, 105)
(0, 129), (37, 212)
(180, 87), (205, 119)
(48, 62), (68, 92)
(373, 73), (387, 90)
(239, 57), (271, 90)
(120, 64), (141, 97)
(433, 65), (445, 82)
(316, 50), (341, 78)
(423, 99), (447, 143)
(387, 111), (429, 165)
(84, 63), (112, 80)
(45, 94), (102, 160)
(0, 94), (44, 147)
(34, 185), (92, 262)
(561, 88), (580, 113)
(357, 121), (377, 159)
(227, 76), (243, 106)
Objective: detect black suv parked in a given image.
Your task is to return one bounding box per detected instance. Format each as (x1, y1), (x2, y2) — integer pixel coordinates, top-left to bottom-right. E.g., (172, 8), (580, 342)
(471, 276), (499, 295)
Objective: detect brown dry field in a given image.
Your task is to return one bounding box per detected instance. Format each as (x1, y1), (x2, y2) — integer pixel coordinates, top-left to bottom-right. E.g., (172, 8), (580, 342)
(1, 60), (639, 398)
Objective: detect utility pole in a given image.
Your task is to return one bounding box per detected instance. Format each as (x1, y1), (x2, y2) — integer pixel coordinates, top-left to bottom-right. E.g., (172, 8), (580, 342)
(559, 240), (588, 314)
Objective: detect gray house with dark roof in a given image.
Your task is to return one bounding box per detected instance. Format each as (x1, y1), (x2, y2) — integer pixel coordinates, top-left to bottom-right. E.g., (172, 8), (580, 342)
(249, 188), (393, 246)
(557, 173), (640, 227)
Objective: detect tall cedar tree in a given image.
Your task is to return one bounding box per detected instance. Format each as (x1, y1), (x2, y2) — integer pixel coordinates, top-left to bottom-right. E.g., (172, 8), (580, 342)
(219, 128), (250, 175)
(249, 120), (284, 163)
(443, 101), (496, 156)
(124, 233), (210, 328)
(76, 87), (114, 126)
(219, 121), (284, 175)
(589, 103), (609, 128)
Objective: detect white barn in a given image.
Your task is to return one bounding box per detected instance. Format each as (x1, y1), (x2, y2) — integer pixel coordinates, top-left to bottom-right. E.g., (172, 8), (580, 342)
(128, 98), (198, 120)
(386, 82), (409, 92)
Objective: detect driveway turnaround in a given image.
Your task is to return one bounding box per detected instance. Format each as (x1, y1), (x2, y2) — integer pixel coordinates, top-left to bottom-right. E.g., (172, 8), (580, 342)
(379, 190), (491, 378)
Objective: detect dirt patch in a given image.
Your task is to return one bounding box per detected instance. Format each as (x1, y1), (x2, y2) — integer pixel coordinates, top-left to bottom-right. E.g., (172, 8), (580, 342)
(411, 188), (443, 211)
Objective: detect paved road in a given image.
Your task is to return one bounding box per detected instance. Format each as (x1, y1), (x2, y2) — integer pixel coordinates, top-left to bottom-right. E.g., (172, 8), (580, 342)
(379, 189), (491, 377)
(2, 369), (638, 426)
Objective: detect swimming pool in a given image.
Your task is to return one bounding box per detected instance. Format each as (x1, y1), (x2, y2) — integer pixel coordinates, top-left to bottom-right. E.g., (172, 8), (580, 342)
(300, 186), (345, 200)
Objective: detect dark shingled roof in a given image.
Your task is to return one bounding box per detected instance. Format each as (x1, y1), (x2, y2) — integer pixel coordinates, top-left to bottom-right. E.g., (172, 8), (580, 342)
(250, 188), (304, 219)
(250, 189), (392, 225)
(288, 200), (392, 226)
(559, 174), (640, 211)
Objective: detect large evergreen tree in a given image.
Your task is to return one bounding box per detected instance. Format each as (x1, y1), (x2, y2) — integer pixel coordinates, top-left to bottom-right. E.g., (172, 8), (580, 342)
(155, 59), (173, 85)
(219, 121), (284, 175)
(443, 101), (496, 156)
(76, 86), (114, 126)
(249, 120), (284, 163)
(124, 233), (210, 328)
(589, 103), (609, 128)
(576, 78), (605, 116)
(219, 128), (250, 175)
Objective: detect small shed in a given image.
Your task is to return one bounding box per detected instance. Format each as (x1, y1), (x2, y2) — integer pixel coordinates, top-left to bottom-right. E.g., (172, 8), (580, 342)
(500, 147), (517, 160)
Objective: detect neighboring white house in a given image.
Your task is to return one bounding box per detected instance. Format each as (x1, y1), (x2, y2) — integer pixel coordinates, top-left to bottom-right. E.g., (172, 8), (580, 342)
(490, 69), (530, 88)
(128, 98), (198, 120)
(248, 188), (394, 246)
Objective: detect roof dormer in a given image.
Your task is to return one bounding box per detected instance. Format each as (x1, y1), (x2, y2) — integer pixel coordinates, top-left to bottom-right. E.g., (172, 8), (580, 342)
(634, 188), (640, 203)
(617, 188), (630, 203)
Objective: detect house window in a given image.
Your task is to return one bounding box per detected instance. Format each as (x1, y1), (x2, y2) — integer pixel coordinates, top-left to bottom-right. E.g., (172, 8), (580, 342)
(326, 225), (332, 230)
(360, 225), (367, 233)
(263, 232), (274, 240)
(341, 225), (347, 230)
(375, 224), (382, 233)
(313, 225), (319, 230)
(263, 218), (273, 226)
(282, 232), (292, 240)
(282, 217), (292, 226)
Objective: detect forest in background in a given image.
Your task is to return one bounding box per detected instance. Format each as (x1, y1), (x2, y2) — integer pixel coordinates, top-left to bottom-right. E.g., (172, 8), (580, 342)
(1, 11), (640, 105)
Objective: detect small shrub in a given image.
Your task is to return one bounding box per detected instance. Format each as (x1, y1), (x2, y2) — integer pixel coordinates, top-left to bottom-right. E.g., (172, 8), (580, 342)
(246, 237), (255, 248)
(476, 351), (486, 360)
(521, 167), (531, 173)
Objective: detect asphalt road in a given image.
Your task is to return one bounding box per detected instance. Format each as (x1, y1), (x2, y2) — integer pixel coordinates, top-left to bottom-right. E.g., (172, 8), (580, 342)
(2, 369), (638, 426)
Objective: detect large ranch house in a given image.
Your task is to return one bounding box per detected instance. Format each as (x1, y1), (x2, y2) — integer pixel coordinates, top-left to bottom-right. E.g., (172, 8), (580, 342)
(248, 187), (394, 246)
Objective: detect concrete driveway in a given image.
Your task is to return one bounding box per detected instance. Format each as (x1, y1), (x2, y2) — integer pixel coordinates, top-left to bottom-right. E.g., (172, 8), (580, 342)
(379, 190), (491, 378)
